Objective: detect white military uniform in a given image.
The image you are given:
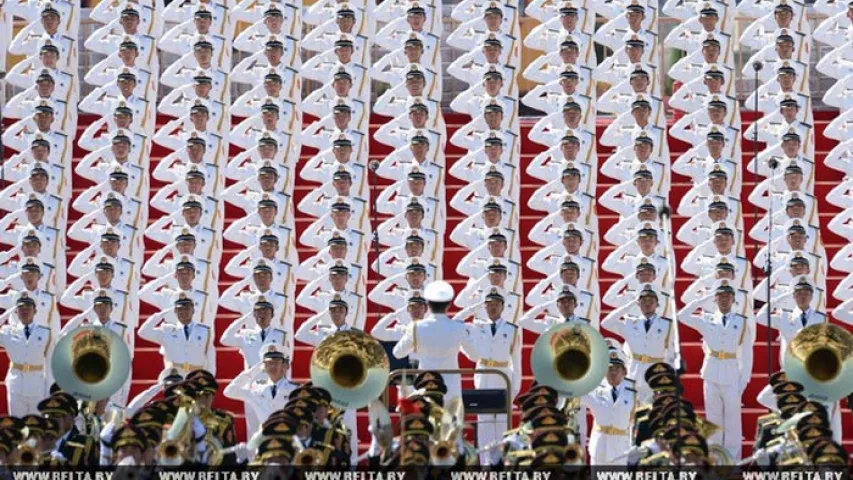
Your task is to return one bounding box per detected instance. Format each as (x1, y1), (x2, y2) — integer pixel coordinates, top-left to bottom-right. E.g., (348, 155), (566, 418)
(601, 298), (676, 401)
(0, 317), (52, 416)
(393, 311), (478, 403)
(581, 377), (638, 465)
(223, 360), (300, 431)
(137, 311), (216, 376)
(678, 296), (755, 460)
(463, 317), (522, 465)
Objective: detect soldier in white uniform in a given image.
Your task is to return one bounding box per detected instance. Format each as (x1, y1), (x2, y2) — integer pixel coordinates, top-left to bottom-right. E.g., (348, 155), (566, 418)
(393, 281), (478, 403)
(220, 298), (289, 435)
(222, 346), (299, 429)
(460, 288), (522, 465)
(601, 285), (676, 401)
(137, 294), (217, 376)
(756, 278), (828, 364)
(581, 343), (638, 465)
(0, 294), (52, 415)
(677, 281), (755, 460)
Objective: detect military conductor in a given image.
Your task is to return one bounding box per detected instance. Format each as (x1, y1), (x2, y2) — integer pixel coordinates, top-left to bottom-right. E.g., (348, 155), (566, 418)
(393, 280), (477, 404)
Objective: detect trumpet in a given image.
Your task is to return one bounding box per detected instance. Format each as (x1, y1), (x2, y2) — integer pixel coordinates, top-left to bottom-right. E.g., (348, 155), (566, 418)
(15, 445), (41, 466)
(564, 444), (585, 465)
(293, 448), (325, 467)
(430, 441), (457, 466)
(157, 406), (192, 465)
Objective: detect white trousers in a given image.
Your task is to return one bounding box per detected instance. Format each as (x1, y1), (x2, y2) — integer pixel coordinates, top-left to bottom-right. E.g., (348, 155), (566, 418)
(477, 413), (507, 465)
(344, 409), (358, 464)
(244, 401), (261, 438)
(703, 380), (741, 461)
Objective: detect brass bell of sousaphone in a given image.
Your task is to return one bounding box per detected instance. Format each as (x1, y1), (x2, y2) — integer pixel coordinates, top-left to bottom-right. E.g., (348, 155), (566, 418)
(531, 323), (609, 397)
(51, 326), (132, 401)
(310, 329), (390, 410)
(783, 323), (853, 402)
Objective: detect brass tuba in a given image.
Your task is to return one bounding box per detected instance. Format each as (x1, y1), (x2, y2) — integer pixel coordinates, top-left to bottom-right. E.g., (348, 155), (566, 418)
(51, 326), (131, 401)
(530, 323), (609, 397)
(309, 330), (390, 410)
(783, 323), (853, 402)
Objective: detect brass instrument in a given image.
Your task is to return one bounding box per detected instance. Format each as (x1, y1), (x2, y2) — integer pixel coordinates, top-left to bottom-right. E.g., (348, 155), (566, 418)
(15, 444), (41, 466)
(157, 405), (192, 466)
(430, 441), (457, 466)
(564, 444), (586, 465)
(708, 445), (733, 466)
(310, 330), (390, 410)
(784, 323), (853, 402)
(430, 397), (465, 466)
(530, 323), (609, 397)
(293, 448), (324, 467)
(51, 326), (131, 401)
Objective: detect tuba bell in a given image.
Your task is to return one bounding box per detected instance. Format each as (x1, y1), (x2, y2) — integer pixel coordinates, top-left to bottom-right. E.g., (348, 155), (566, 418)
(783, 323), (853, 402)
(310, 330), (390, 410)
(51, 326), (131, 401)
(530, 323), (609, 397)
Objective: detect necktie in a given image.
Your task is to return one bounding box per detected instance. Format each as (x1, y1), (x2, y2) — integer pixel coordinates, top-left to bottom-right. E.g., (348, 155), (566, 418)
(721, 314), (728, 327)
(184, 324), (190, 340)
(271, 385), (278, 399)
(611, 387), (618, 402)
(24, 325), (30, 339)
(644, 317), (652, 332)
(800, 312), (808, 327)
(261, 329), (267, 342)
(565, 316), (573, 323)
(490, 323), (497, 336)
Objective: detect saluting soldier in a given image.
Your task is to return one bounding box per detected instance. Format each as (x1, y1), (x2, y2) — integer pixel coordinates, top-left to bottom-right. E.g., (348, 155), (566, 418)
(461, 288), (522, 465)
(601, 285), (677, 401)
(137, 294), (216, 376)
(678, 281), (756, 459)
(0, 294), (53, 415)
(581, 344), (638, 465)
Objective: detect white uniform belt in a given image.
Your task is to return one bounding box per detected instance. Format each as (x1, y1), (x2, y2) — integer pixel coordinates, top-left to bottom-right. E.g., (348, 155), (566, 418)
(10, 362), (44, 372)
(594, 425), (629, 436)
(708, 349), (737, 360)
(479, 359), (510, 368)
(169, 362), (205, 372)
(632, 353), (664, 363)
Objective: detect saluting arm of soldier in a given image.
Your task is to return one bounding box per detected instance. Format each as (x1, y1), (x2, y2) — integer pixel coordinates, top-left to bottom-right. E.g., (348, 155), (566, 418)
(519, 303), (549, 334)
(223, 361), (264, 402)
(137, 310), (169, 343)
(58, 309), (91, 338)
(294, 312), (325, 347)
(601, 301), (634, 336)
(676, 294), (712, 331)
